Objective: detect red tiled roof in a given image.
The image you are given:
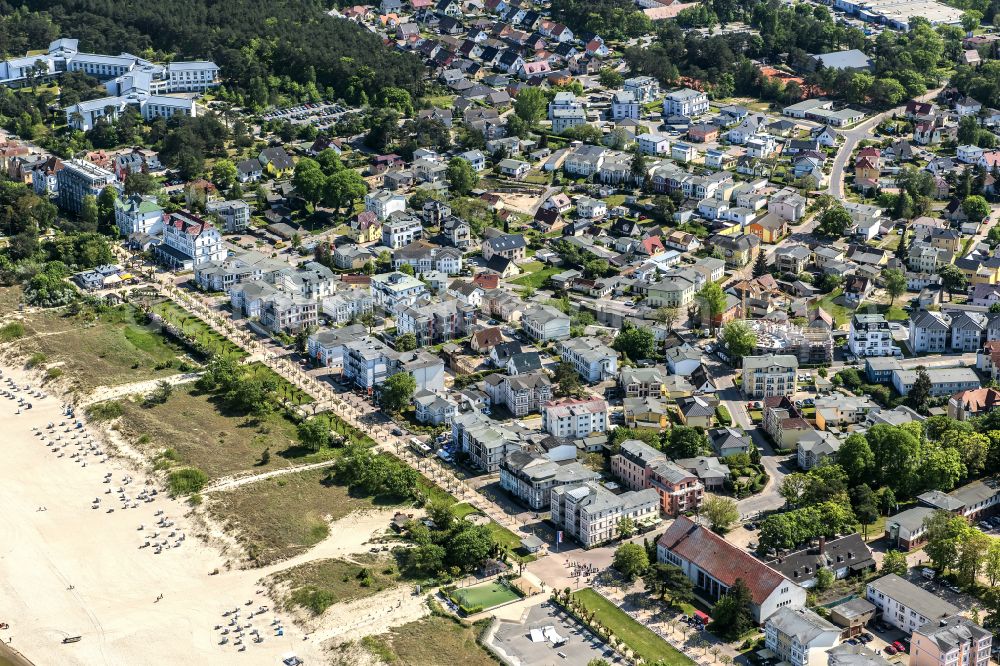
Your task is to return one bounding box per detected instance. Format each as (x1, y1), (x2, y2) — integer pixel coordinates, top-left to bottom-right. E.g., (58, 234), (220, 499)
(166, 211), (211, 236)
(952, 388), (1000, 414)
(657, 516), (791, 605)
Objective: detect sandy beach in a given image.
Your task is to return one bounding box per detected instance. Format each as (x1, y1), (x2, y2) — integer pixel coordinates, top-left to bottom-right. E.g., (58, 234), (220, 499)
(0, 361), (325, 665)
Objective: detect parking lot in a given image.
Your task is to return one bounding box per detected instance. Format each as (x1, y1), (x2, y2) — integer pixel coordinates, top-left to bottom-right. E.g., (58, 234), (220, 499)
(488, 602), (623, 665)
(259, 101), (354, 128)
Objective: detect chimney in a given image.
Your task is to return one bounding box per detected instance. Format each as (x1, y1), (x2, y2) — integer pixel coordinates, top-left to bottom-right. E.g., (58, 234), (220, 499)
(819, 536), (826, 555)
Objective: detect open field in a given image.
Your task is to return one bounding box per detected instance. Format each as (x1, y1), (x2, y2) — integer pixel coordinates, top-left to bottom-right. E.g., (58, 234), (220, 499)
(207, 467), (387, 566)
(573, 588), (691, 666)
(451, 581), (520, 611)
(116, 386), (321, 479)
(15, 305), (187, 389)
(271, 554), (400, 615)
(368, 614), (498, 666)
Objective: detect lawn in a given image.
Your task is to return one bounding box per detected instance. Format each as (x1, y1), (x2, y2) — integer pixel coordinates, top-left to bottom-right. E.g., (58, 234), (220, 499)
(245, 362), (314, 405)
(450, 580), (521, 612)
(366, 614), (497, 666)
(17, 304), (187, 389)
(815, 289), (854, 328)
(572, 588), (692, 666)
(269, 554), (400, 615)
(510, 266), (561, 290)
(150, 300), (246, 360)
(116, 386), (329, 479)
(207, 467), (384, 566)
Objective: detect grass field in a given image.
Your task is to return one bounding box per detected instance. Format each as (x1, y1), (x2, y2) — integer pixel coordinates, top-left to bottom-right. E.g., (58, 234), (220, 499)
(366, 614), (497, 666)
(510, 266), (560, 290)
(208, 467), (383, 566)
(116, 386), (330, 479)
(18, 305), (187, 389)
(270, 554), (399, 615)
(573, 588), (692, 666)
(151, 300), (246, 360)
(450, 581), (520, 611)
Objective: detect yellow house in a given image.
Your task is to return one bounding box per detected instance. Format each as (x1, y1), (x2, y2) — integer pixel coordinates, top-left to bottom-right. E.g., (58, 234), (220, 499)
(350, 211), (382, 243)
(624, 397), (670, 429)
(258, 146), (295, 179)
(957, 257), (1000, 285)
(677, 395), (714, 428)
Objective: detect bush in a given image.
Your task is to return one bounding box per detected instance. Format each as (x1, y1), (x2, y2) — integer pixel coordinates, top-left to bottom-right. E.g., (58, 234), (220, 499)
(0, 322), (25, 342)
(715, 404), (732, 426)
(45, 367), (63, 381)
(25, 352), (47, 368)
(86, 400), (124, 421)
(291, 586), (336, 615)
(167, 467), (208, 496)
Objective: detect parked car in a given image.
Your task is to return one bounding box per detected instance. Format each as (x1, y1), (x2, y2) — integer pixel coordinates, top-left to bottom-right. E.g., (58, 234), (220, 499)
(892, 642), (906, 653)
(885, 646), (897, 656)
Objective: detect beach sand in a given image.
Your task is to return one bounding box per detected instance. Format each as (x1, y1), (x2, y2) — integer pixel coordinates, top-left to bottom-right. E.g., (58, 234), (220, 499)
(0, 362), (324, 665)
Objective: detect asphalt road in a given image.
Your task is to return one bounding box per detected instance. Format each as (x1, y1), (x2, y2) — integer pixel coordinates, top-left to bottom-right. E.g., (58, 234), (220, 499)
(827, 88), (943, 199)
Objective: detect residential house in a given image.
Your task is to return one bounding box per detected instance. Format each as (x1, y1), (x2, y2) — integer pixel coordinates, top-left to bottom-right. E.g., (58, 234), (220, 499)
(558, 336), (618, 383)
(910, 616), (991, 666)
(742, 354), (798, 398)
(663, 88), (709, 117)
(521, 304), (571, 342)
(550, 482), (659, 547)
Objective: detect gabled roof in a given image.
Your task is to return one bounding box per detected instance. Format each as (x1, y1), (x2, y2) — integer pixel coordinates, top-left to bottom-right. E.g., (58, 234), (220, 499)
(657, 515), (794, 606)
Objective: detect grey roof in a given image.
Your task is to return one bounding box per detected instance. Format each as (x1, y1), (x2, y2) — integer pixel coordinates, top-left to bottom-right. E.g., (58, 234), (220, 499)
(915, 615), (991, 652)
(766, 607), (839, 643)
(768, 533), (874, 582)
(917, 490), (965, 512)
(484, 233), (526, 253)
(827, 642), (893, 666)
(743, 354), (798, 370)
(910, 309), (951, 330)
(677, 395), (714, 418)
(812, 49), (872, 70)
(675, 456), (729, 481)
(867, 574), (959, 621)
(887, 506), (935, 532)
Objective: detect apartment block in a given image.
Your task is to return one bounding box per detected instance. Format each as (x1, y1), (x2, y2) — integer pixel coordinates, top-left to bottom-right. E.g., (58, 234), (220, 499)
(742, 354), (799, 398)
(550, 482), (658, 547)
(541, 397), (608, 439)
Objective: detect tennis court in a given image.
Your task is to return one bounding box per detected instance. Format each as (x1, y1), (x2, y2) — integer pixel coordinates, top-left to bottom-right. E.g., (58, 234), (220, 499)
(451, 581), (521, 611)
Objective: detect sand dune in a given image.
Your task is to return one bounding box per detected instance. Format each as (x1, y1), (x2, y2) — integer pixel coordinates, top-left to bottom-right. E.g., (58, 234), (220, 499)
(0, 362), (323, 666)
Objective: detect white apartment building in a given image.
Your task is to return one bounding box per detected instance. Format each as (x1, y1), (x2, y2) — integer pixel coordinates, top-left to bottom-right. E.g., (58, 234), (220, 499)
(307, 324), (367, 372)
(611, 90), (640, 121)
(321, 289), (374, 324)
(865, 574), (959, 635)
(381, 215), (424, 248)
(742, 354), (799, 398)
(542, 397), (608, 439)
(550, 482), (658, 547)
(663, 88), (709, 117)
(206, 199), (251, 233)
(365, 189), (407, 221)
(370, 271), (429, 313)
(558, 336), (618, 383)
(849, 313), (898, 357)
(499, 451), (600, 510)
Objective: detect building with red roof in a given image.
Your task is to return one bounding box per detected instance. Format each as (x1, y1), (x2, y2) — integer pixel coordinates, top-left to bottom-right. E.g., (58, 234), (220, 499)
(657, 515), (806, 623)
